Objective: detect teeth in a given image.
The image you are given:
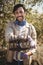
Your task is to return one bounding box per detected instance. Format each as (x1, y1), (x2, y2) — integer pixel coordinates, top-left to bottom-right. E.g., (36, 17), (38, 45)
(18, 17), (22, 18)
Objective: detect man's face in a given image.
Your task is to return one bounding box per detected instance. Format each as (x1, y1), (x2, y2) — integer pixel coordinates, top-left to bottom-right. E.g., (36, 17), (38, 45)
(14, 7), (26, 22)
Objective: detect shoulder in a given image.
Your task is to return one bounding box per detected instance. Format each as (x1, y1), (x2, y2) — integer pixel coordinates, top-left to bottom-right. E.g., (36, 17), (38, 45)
(29, 23), (35, 30)
(26, 22), (35, 29)
(6, 21), (15, 28)
(26, 22), (36, 33)
(7, 21), (14, 25)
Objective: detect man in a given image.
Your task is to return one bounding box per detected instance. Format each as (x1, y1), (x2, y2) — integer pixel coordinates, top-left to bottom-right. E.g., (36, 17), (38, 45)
(5, 4), (37, 65)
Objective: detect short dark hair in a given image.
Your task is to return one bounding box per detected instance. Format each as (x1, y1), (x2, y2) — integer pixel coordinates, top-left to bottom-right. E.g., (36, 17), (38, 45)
(13, 4), (26, 13)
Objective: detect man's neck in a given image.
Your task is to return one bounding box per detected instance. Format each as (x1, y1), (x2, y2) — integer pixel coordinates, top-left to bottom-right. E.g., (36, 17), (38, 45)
(15, 19), (26, 26)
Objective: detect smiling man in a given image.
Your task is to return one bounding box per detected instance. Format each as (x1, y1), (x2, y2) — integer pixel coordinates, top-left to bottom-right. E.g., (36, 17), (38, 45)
(5, 4), (37, 65)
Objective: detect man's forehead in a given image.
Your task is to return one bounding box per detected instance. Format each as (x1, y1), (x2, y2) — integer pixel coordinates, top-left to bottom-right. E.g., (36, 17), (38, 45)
(15, 7), (24, 12)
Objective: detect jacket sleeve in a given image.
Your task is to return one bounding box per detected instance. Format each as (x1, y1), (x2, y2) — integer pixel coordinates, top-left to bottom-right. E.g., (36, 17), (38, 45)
(5, 22), (14, 43)
(28, 24), (37, 54)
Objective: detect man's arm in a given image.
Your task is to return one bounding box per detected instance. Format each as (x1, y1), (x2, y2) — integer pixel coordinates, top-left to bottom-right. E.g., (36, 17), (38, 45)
(19, 24), (37, 59)
(5, 22), (14, 43)
(26, 24), (37, 56)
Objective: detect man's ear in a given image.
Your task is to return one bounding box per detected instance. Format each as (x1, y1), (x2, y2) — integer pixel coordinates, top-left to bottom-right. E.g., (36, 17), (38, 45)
(24, 12), (27, 16)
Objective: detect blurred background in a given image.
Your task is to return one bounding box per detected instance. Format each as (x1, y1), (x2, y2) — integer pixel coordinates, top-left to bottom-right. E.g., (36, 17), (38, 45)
(0, 0), (43, 65)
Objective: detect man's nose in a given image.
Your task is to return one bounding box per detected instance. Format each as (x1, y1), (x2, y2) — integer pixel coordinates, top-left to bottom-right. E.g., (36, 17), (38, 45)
(18, 12), (21, 16)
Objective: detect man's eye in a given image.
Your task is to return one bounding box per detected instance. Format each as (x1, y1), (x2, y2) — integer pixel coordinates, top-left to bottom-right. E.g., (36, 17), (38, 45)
(15, 11), (23, 14)
(15, 12), (18, 14)
(20, 11), (23, 13)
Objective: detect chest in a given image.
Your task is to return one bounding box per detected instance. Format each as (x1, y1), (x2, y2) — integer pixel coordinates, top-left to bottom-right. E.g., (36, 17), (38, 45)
(13, 25), (30, 39)
(10, 24), (31, 50)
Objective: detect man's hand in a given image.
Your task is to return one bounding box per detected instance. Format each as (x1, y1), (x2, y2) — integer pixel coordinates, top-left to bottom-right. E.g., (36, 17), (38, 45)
(20, 52), (28, 59)
(25, 51), (32, 56)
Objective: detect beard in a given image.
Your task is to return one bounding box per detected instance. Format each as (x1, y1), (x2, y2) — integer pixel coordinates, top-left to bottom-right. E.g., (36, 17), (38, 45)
(16, 16), (24, 22)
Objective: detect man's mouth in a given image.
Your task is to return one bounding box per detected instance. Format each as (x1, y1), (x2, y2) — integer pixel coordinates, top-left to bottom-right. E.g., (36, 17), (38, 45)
(17, 16), (23, 18)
